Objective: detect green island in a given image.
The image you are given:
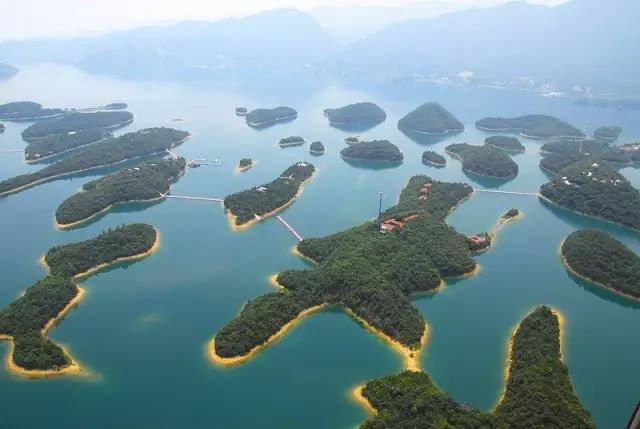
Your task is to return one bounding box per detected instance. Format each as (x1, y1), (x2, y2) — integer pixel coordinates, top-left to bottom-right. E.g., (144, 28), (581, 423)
(0, 224), (158, 375)
(446, 143), (519, 179)
(310, 141), (325, 155)
(421, 151), (446, 167)
(0, 127), (190, 197)
(323, 102), (386, 125)
(593, 126), (622, 142)
(541, 139), (632, 165)
(212, 176), (480, 363)
(358, 306), (594, 429)
(539, 152), (587, 175)
(0, 63), (18, 79)
(345, 136), (362, 145)
(539, 157), (640, 231)
(561, 229), (640, 300)
(485, 135), (525, 153)
(224, 162), (315, 228)
(55, 158), (186, 228)
(237, 158), (254, 172)
(235, 107), (248, 116)
(25, 128), (111, 162)
(22, 111), (134, 141)
(0, 101), (63, 121)
(279, 136), (305, 147)
(340, 140), (403, 163)
(245, 106), (297, 127)
(476, 114), (584, 139)
(398, 102), (464, 134)
(502, 208), (520, 220)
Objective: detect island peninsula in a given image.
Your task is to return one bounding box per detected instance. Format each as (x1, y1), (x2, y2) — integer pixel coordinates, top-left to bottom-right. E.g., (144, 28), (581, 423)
(398, 102), (464, 135)
(485, 135), (525, 153)
(323, 102), (386, 128)
(25, 128), (112, 163)
(340, 140), (403, 163)
(421, 151), (446, 167)
(0, 101), (64, 121)
(245, 106), (297, 128)
(446, 143), (519, 179)
(22, 111), (133, 141)
(476, 114), (584, 139)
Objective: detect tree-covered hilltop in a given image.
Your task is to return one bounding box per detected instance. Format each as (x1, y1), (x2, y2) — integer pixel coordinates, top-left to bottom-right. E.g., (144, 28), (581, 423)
(238, 158), (253, 170)
(0, 63), (18, 79)
(55, 158), (186, 227)
(540, 158), (640, 231)
(279, 136), (305, 147)
(323, 102), (386, 125)
(245, 106), (297, 127)
(0, 101), (63, 121)
(541, 139), (631, 165)
(421, 151), (446, 167)
(310, 141), (325, 155)
(359, 307), (594, 429)
(0, 127), (189, 197)
(539, 152), (588, 175)
(562, 230), (640, 300)
(485, 135), (525, 153)
(214, 176), (477, 359)
(397, 102), (464, 134)
(224, 162), (315, 226)
(25, 128), (111, 162)
(22, 111), (133, 141)
(476, 114), (584, 139)
(446, 143), (519, 178)
(593, 126), (622, 142)
(340, 140), (403, 162)
(0, 224), (157, 372)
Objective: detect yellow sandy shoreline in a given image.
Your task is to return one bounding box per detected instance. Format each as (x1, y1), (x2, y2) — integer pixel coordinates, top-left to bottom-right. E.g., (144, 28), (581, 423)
(290, 245), (318, 265)
(234, 160), (256, 174)
(351, 385), (378, 416)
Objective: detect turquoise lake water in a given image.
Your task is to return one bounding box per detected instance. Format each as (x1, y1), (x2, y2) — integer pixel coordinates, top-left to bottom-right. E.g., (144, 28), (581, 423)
(0, 64), (638, 428)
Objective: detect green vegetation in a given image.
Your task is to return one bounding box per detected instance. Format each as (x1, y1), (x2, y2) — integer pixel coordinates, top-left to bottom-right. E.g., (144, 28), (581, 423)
(214, 176), (477, 359)
(323, 102), (386, 125)
(485, 135), (525, 152)
(539, 152), (587, 174)
(446, 143), (518, 178)
(359, 307), (594, 429)
(345, 136), (361, 145)
(620, 144), (640, 164)
(421, 151), (446, 167)
(239, 158), (253, 168)
(0, 224), (157, 371)
(503, 208), (520, 219)
(593, 126), (622, 141)
(245, 106), (297, 127)
(104, 103), (127, 110)
(541, 139), (631, 164)
(22, 111), (133, 141)
(25, 128), (111, 162)
(562, 230), (640, 299)
(340, 140), (403, 162)
(398, 102), (464, 134)
(0, 127), (189, 197)
(55, 158), (186, 226)
(279, 136), (305, 147)
(310, 141), (325, 155)
(224, 162), (315, 226)
(476, 114), (584, 139)
(0, 101), (63, 121)
(540, 158), (640, 231)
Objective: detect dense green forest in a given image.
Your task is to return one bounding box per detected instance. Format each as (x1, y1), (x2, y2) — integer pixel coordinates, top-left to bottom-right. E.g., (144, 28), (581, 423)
(245, 106), (297, 126)
(476, 114), (584, 139)
(224, 162), (315, 225)
(214, 176), (477, 359)
(539, 152), (588, 174)
(340, 140), (403, 162)
(593, 126), (622, 141)
(25, 128), (111, 162)
(55, 158), (186, 226)
(22, 111), (133, 141)
(562, 230), (640, 299)
(421, 151), (446, 166)
(310, 141), (325, 155)
(0, 127), (189, 196)
(279, 136), (305, 147)
(0, 101), (63, 121)
(540, 158), (640, 231)
(359, 307), (594, 429)
(485, 135), (525, 152)
(541, 139), (632, 164)
(397, 102), (464, 134)
(323, 102), (386, 124)
(0, 224), (157, 371)
(446, 143), (519, 178)
(238, 158), (253, 168)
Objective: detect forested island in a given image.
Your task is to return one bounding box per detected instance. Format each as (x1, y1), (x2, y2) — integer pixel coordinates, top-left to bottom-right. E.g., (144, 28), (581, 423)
(398, 102), (464, 134)
(0, 101), (63, 121)
(561, 230), (640, 300)
(0, 224), (157, 375)
(310, 141), (325, 155)
(245, 106), (297, 127)
(237, 158), (254, 172)
(358, 306), (594, 429)
(541, 139), (632, 165)
(539, 152), (586, 175)
(235, 107), (248, 116)
(279, 136), (305, 147)
(224, 162), (315, 227)
(485, 135), (525, 153)
(323, 102), (386, 126)
(0, 127), (189, 197)
(476, 114), (584, 139)
(0, 63), (18, 79)
(421, 151), (446, 167)
(446, 143), (519, 178)
(340, 140), (403, 163)
(55, 158), (186, 227)
(25, 128), (111, 162)
(593, 126), (622, 141)
(22, 111), (133, 141)
(212, 176), (479, 363)
(345, 136), (362, 145)
(540, 158), (640, 231)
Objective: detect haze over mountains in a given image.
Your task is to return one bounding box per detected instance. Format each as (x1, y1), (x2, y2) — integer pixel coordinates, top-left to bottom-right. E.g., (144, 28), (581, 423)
(0, 0), (638, 94)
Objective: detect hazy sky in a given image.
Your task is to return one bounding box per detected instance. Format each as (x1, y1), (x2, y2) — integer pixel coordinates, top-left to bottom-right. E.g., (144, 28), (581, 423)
(2, 0), (564, 42)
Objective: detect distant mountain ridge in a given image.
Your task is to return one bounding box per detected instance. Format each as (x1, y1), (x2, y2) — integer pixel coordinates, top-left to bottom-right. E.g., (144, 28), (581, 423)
(0, 62), (18, 79)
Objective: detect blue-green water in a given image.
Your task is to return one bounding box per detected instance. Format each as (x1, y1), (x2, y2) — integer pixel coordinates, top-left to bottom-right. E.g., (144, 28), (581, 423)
(0, 64), (638, 429)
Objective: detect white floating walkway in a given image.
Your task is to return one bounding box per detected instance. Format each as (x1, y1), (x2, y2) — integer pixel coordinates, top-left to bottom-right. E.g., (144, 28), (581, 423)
(276, 215), (304, 242)
(164, 195), (223, 203)
(473, 189), (539, 197)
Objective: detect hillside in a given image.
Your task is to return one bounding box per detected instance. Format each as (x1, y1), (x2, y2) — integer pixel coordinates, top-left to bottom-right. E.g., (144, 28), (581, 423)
(398, 102), (463, 134)
(446, 143), (518, 179)
(0, 63), (18, 79)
